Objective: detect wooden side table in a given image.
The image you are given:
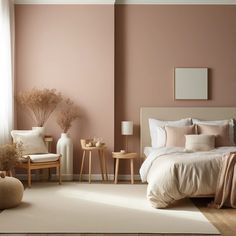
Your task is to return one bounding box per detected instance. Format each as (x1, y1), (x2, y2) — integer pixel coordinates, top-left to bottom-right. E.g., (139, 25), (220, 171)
(112, 152), (137, 184)
(44, 135), (53, 180)
(80, 139), (108, 183)
(44, 135), (53, 152)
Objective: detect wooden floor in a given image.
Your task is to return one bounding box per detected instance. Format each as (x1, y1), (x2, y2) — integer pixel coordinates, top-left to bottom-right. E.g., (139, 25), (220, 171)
(0, 233), (224, 236)
(0, 181), (236, 236)
(192, 197), (236, 236)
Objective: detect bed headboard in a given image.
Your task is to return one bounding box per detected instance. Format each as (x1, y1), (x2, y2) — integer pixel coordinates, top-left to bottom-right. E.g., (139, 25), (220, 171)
(140, 107), (236, 156)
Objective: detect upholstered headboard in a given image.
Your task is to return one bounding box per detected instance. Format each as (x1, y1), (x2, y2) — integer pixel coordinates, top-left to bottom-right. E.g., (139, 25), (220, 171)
(140, 107), (236, 156)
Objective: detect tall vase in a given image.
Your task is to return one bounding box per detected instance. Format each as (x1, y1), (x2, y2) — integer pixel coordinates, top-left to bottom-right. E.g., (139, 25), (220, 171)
(56, 133), (73, 181)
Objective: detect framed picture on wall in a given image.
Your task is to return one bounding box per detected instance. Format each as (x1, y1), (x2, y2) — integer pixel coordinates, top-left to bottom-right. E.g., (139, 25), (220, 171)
(174, 67), (208, 100)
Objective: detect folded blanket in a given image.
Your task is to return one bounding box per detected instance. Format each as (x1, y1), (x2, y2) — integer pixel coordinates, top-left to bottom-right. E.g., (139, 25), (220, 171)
(211, 152), (236, 208)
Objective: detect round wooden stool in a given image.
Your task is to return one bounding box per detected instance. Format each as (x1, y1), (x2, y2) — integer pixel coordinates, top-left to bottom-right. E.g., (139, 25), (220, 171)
(112, 152), (137, 184)
(80, 139), (108, 183)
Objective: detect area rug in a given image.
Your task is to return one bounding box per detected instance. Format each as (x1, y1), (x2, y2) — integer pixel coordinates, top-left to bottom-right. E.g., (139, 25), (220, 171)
(0, 182), (219, 234)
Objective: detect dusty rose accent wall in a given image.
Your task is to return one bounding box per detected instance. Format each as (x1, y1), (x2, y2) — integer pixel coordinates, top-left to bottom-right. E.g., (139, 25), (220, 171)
(15, 4), (236, 176)
(115, 5), (236, 173)
(15, 5), (114, 175)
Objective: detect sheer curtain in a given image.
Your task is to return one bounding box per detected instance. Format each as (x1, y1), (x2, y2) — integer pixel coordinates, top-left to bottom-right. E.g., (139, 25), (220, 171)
(0, 0), (14, 144)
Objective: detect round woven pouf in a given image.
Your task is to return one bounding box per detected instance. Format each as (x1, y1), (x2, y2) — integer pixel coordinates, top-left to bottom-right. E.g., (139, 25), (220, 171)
(0, 176), (24, 210)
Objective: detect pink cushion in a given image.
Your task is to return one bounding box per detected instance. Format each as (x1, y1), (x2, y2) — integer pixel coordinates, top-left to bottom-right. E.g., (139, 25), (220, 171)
(165, 125), (196, 147)
(197, 124), (230, 147)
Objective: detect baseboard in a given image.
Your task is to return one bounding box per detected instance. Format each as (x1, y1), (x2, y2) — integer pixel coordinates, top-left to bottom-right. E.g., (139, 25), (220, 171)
(73, 174), (141, 181)
(15, 173), (141, 181)
(15, 173), (38, 181)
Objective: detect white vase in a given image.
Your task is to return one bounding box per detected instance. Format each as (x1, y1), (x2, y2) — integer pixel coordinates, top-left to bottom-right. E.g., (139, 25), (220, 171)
(56, 133), (73, 181)
(32, 127), (45, 136)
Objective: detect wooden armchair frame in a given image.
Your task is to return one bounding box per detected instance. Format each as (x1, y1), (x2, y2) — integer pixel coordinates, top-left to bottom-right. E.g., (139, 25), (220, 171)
(16, 155), (61, 188)
(14, 135), (62, 188)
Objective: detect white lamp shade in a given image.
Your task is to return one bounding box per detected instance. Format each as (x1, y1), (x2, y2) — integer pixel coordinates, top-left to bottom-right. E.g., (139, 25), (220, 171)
(121, 121), (133, 135)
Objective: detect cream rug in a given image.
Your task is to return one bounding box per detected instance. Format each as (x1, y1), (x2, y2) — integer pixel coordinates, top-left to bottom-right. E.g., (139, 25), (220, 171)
(0, 182), (219, 234)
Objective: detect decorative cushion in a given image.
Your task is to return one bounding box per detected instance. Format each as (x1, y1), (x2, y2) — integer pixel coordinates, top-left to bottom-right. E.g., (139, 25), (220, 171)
(23, 153), (60, 163)
(192, 119), (235, 146)
(165, 125), (196, 147)
(149, 118), (192, 148)
(11, 130), (48, 155)
(11, 129), (39, 143)
(197, 124), (230, 147)
(0, 176), (24, 210)
(185, 134), (215, 152)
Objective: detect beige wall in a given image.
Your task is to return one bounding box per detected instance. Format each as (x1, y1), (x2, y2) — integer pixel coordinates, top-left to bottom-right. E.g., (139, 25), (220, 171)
(15, 5), (114, 175)
(115, 5), (236, 173)
(15, 4), (236, 175)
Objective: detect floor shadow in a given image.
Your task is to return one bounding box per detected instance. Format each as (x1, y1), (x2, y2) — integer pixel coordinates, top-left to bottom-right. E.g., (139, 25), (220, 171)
(17, 201), (32, 210)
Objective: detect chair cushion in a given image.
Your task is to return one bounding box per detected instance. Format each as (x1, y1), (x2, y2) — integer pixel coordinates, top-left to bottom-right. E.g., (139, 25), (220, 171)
(23, 153), (60, 163)
(11, 130), (42, 140)
(11, 130), (48, 155)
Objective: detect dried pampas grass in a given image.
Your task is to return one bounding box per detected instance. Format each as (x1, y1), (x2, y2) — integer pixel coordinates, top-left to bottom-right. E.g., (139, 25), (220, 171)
(57, 98), (79, 133)
(17, 88), (62, 127)
(0, 143), (23, 173)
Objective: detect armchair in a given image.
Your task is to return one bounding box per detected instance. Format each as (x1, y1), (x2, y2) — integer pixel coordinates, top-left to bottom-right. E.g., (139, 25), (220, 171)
(11, 130), (62, 188)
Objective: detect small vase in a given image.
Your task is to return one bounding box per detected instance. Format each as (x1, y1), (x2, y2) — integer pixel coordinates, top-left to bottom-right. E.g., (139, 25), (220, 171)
(32, 127), (45, 136)
(56, 133), (73, 181)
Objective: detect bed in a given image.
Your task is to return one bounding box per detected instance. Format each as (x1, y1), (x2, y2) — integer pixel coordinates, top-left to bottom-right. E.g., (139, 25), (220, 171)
(139, 107), (236, 208)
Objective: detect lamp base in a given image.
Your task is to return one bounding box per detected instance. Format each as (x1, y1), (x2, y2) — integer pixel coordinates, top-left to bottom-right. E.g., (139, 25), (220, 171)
(125, 135), (129, 153)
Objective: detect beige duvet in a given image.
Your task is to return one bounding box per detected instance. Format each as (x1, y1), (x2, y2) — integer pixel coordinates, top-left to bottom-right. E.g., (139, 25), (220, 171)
(140, 146), (236, 208)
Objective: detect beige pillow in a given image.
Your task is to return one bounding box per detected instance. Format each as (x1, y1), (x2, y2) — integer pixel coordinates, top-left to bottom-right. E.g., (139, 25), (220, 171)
(185, 134), (215, 152)
(11, 131), (48, 155)
(197, 124), (230, 147)
(192, 119), (235, 146)
(165, 125), (196, 147)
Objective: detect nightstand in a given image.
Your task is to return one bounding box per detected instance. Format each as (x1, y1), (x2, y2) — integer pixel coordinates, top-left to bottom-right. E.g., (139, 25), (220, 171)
(80, 139), (108, 183)
(112, 152), (137, 184)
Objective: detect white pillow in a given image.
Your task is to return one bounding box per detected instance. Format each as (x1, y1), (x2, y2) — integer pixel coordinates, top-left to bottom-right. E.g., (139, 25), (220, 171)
(144, 147), (153, 157)
(143, 146), (160, 157)
(11, 130), (48, 155)
(11, 130), (43, 142)
(185, 134), (215, 152)
(192, 119), (235, 146)
(149, 118), (192, 148)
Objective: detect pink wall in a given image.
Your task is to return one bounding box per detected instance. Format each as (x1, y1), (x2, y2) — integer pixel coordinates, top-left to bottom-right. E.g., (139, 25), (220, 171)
(15, 5), (114, 175)
(15, 4), (236, 176)
(115, 5), (236, 173)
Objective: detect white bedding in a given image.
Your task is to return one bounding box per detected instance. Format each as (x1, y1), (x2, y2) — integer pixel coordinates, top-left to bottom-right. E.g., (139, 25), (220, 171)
(140, 146), (236, 208)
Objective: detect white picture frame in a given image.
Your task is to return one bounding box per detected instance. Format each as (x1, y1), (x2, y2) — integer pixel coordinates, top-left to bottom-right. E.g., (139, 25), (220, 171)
(174, 68), (208, 100)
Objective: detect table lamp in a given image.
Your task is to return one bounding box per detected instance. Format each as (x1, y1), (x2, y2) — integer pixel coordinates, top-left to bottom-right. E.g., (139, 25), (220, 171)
(121, 121), (133, 152)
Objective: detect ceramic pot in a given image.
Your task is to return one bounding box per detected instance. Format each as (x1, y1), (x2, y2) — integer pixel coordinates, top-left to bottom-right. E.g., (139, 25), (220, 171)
(56, 133), (73, 181)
